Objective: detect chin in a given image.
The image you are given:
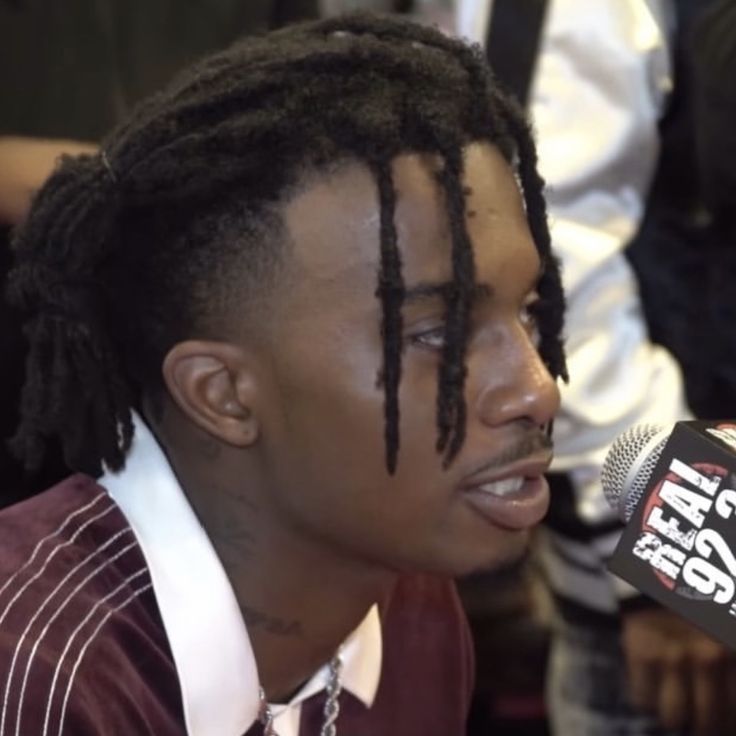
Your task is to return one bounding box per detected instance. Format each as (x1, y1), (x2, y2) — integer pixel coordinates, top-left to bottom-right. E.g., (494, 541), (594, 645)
(455, 531), (529, 577)
(441, 529), (531, 578)
(471, 544), (530, 578)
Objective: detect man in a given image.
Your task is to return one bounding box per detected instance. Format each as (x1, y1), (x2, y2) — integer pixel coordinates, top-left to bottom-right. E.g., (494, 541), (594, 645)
(0, 13), (565, 735)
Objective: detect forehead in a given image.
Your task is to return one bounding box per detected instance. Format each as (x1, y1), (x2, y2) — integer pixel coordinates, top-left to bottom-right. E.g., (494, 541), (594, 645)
(281, 142), (540, 307)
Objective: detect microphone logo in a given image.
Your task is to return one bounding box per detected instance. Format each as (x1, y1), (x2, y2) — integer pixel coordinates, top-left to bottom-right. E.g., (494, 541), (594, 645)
(609, 420), (736, 649)
(631, 458), (733, 604)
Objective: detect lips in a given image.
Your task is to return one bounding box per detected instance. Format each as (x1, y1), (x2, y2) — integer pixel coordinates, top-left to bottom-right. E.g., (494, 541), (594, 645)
(459, 453), (553, 530)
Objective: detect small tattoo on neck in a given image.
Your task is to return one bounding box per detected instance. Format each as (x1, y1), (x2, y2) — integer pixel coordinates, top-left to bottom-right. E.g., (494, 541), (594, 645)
(241, 606), (304, 637)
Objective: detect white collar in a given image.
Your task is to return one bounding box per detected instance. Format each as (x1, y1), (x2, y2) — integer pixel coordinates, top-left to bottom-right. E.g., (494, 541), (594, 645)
(100, 414), (382, 736)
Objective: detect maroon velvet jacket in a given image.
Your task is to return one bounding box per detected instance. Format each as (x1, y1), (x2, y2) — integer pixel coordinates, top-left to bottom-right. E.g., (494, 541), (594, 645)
(0, 475), (474, 735)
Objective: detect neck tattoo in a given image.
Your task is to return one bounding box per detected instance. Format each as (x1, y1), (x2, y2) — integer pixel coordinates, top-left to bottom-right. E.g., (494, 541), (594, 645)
(258, 649), (343, 736)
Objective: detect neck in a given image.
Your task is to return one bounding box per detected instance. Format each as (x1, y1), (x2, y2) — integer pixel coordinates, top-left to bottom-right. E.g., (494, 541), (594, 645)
(226, 527), (395, 702)
(157, 418), (396, 702)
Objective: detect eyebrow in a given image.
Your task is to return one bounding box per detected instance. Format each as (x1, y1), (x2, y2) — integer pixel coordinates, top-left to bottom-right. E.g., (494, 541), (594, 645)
(403, 281), (493, 304)
(402, 256), (546, 305)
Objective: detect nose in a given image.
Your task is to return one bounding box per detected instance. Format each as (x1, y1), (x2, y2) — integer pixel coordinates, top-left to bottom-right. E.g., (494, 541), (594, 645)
(473, 330), (561, 430)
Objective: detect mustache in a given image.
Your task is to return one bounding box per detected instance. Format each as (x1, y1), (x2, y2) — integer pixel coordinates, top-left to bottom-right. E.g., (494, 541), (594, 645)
(468, 430), (553, 476)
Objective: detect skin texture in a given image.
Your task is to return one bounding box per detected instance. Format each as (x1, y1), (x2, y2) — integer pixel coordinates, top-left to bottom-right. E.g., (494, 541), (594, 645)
(153, 141), (560, 700)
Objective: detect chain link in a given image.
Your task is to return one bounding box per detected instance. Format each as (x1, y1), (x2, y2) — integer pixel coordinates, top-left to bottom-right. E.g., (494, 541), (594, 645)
(320, 653), (343, 736)
(258, 649), (343, 736)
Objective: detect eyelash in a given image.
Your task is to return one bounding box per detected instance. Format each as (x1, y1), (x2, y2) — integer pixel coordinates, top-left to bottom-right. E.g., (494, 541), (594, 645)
(408, 298), (543, 352)
(409, 325), (446, 351)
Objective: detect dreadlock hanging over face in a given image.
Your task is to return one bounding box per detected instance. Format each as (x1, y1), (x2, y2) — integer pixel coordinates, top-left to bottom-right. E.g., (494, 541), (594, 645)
(7, 11), (567, 479)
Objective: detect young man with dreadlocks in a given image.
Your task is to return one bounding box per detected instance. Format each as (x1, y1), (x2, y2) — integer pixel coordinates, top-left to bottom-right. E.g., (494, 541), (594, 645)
(0, 12), (565, 736)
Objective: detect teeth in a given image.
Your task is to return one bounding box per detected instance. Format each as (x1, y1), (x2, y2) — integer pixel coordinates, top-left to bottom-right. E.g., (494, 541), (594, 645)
(476, 477), (524, 497)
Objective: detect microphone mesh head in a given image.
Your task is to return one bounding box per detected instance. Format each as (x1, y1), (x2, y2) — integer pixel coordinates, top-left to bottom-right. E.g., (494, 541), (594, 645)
(601, 423), (671, 521)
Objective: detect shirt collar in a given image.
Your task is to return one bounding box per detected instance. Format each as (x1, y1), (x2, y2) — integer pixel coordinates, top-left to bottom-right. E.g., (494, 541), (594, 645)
(100, 413), (382, 736)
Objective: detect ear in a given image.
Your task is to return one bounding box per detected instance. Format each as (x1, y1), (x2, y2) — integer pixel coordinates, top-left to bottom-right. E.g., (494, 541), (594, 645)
(162, 340), (260, 448)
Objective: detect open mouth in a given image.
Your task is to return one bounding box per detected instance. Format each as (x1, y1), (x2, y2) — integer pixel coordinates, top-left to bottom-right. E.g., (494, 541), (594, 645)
(472, 476), (525, 498)
(462, 475), (550, 530)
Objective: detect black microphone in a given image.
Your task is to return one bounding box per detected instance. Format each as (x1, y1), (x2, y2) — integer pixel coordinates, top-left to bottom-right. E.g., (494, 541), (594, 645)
(602, 420), (736, 649)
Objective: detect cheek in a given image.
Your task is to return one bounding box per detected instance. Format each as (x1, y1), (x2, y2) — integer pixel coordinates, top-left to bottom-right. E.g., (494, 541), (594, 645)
(266, 327), (387, 475)
(394, 355), (447, 462)
(263, 335), (450, 528)
(268, 312), (443, 469)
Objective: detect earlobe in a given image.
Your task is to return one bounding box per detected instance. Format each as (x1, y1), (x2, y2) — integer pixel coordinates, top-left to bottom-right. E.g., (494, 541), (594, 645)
(162, 341), (260, 448)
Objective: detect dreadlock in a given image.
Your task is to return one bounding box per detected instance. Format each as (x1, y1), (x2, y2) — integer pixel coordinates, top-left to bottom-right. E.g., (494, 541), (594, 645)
(8, 11), (566, 478)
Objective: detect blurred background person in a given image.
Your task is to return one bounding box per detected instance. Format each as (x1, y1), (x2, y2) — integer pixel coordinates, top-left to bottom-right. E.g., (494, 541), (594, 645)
(628, 0), (736, 428)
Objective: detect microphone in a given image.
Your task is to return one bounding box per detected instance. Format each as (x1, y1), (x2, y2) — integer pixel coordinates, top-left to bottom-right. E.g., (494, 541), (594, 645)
(602, 420), (736, 649)
(601, 423), (672, 523)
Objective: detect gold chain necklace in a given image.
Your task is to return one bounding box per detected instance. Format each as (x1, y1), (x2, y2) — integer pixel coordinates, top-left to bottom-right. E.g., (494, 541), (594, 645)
(258, 651), (343, 736)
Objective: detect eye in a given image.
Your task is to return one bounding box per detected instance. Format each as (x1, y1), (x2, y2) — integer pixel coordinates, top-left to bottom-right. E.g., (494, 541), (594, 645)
(408, 324), (446, 351)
